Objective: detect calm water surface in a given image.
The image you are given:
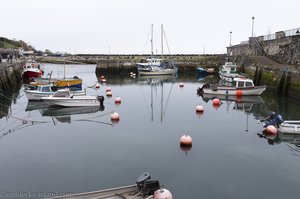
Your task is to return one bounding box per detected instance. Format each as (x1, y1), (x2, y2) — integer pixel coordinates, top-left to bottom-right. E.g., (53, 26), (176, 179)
(1, 64), (300, 199)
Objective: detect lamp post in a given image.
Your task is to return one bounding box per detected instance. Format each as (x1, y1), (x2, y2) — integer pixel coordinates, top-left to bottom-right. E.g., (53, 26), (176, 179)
(229, 31), (232, 47)
(251, 16), (255, 37)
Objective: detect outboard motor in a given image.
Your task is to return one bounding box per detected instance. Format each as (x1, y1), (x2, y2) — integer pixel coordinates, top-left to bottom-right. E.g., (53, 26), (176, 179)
(97, 95), (105, 106)
(136, 172), (160, 197)
(263, 112), (284, 128)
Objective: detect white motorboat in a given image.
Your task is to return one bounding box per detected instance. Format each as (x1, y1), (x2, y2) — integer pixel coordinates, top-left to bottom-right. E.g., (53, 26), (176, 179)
(41, 89), (104, 107)
(197, 77), (266, 96)
(24, 84), (86, 101)
(219, 62), (247, 82)
(278, 120), (300, 134)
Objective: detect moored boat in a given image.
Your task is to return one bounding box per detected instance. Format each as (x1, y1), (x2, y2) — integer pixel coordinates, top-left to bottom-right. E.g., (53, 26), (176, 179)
(137, 24), (177, 76)
(197, 77), (266, 96)
(219, 62), (247, 82)
(46, 172), (172, 199)
(196, 67), (214, 75)
(29, 76), (83, 91)
(24, 84), (86, 101)
(41, 89), (104, 107)
(22, 59), (44, 79)
(278, 120), (300, 134)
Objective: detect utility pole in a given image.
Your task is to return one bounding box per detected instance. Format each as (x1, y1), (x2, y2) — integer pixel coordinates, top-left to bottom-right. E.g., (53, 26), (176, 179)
(229, 31), (232, 47)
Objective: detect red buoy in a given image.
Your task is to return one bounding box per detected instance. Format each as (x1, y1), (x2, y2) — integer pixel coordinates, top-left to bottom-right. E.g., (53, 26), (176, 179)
(154, 188), (173, 199)
(95, 83), (100, 89)
(115, 97), (121, 104)
(266, 125), (278, 134)
(212, 98), (221, 105)
(180, 134), (192, 146)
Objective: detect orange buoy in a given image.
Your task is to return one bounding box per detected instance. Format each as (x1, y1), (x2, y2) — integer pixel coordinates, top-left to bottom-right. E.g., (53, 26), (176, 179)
(212, 98), (221, 105)
(180, 134), (192, 146)
(111, 112), (120, 121)
(115, 97), (121, 104)
(196, 105), (204, 112)
(266, 125), (278, 134)
(179, 82), (184, 87)
(154, 188), (173, 199)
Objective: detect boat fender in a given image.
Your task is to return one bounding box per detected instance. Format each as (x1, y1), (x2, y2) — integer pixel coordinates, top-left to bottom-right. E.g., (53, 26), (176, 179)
(97, 95), (105, 106)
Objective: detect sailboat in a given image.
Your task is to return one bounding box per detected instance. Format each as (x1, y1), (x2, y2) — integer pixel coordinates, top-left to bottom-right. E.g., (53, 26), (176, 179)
(137, 24), (177, 76)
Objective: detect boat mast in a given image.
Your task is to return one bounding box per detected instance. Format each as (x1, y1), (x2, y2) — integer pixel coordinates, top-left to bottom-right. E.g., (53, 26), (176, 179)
(161, 24), (163, 59)
(151, 24), (154, 63)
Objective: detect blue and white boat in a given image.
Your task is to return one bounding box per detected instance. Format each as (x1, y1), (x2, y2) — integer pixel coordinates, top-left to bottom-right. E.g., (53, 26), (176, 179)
(24, 84), (86, 101)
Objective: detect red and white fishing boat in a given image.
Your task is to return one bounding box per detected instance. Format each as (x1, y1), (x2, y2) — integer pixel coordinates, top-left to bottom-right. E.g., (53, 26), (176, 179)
(22, 59), (44, 79)
(197, 77), (266, 96)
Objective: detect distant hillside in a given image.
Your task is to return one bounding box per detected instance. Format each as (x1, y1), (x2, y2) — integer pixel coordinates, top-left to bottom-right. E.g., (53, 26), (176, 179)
(0, 37), (35, 51)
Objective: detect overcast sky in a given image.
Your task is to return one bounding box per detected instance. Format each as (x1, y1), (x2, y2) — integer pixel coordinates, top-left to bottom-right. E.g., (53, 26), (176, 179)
(1, 0), (299, 54)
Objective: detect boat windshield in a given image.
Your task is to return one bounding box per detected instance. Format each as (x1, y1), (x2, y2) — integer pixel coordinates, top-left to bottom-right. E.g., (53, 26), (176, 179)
(53, 90), (70, 97)
(39, 86), (51, 92)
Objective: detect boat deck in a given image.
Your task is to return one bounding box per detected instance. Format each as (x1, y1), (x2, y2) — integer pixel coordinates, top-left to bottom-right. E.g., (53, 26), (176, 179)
(47, 185), (151, 199)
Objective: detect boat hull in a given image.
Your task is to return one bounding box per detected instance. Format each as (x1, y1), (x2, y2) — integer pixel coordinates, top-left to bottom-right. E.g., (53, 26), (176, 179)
(278, 121), (300, 134)
(24, 89), (86, 101)
(200, 85), (266, 96)
(42, 96), (100, 107)
(22, 70), (43, 79)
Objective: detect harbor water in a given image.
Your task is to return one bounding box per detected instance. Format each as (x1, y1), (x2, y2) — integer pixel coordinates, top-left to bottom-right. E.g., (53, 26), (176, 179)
(1, 64), (300, 199)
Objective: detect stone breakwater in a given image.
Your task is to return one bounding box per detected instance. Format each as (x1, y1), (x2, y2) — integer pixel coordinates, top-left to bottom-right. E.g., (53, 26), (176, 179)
(0, 62), (23, 118)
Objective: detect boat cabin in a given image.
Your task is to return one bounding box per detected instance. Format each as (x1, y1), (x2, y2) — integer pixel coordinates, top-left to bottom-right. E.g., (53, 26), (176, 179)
(234, 78), (255, 88)
(221, 62), (238, 74)
(52, 89), (72, 98)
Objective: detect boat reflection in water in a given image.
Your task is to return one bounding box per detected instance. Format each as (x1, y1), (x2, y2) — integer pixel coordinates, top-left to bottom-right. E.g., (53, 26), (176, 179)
(137, 75), (176, 122)
(257, 130), (300, 150)
(25, 101), (49, 112)
(40, 105), (105, 124)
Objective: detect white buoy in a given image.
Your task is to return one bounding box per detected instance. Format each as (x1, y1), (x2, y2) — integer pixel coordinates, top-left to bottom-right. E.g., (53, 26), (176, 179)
(154, 188), (173, 199)
(95, 83), (100, 89)
(180, 134), (192, 146)
(111, 112), (120, 121)
(196, 105), (204, 112)
(106, 91), (112, 97)
(179, 82), (184, 87)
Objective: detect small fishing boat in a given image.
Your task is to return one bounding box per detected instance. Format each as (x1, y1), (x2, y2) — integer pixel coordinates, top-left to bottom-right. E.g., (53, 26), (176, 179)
(24, 84), (86, 101)
(21, 59), (44, 79)
(41, 89), (104, 107)
(196, 67), (214, 75)
(29, 76), (83, 91)
(197, 77), (266, 96)
(278, 120), (300, 134)
(46, 172), (172, 199)
(219, 62), (247, 82)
